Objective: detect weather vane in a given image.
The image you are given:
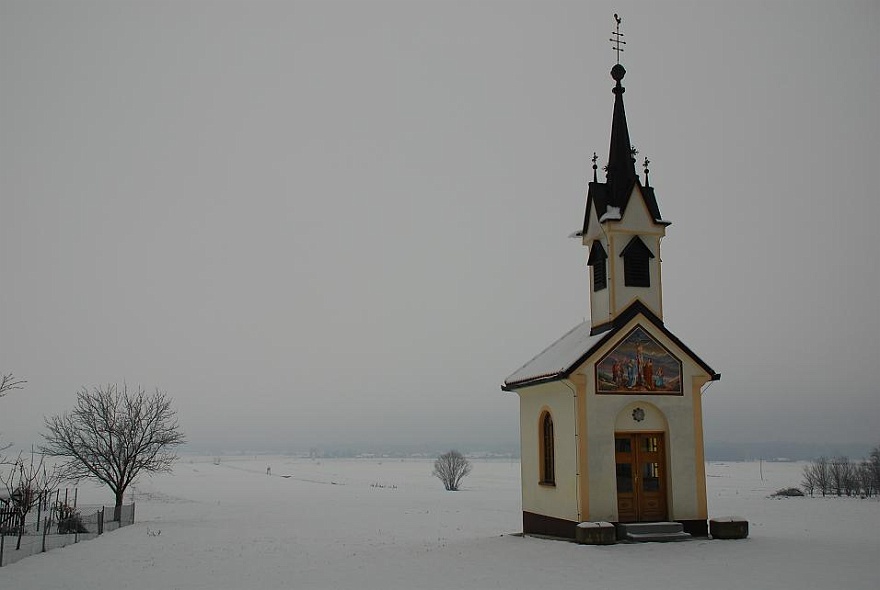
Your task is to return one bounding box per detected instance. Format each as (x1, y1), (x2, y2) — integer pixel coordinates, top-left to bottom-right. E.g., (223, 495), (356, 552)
(592, 152), (598, 182)
(610, 14), (625, 64)
(643, 157), (651, 186)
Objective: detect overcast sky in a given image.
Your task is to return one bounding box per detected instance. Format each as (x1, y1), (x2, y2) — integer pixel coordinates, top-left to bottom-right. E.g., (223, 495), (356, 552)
(2, 1), (878, 454)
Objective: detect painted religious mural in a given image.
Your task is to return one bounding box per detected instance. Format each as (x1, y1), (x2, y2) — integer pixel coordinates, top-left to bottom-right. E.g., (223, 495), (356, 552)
(596, 326), (682, 394)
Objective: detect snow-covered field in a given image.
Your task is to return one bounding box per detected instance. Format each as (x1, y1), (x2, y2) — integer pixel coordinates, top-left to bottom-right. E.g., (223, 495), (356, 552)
(1, 457), (877, 589)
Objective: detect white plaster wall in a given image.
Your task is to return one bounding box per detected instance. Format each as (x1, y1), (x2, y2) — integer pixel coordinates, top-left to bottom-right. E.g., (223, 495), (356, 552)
(579, 320), (707, 522)
(606, 185), (666, 320)
(516, 381), (580, 523)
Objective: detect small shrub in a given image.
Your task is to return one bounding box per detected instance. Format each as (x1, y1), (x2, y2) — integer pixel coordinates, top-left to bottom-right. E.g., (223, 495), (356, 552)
(433, 450), (472, 491)
(771, 487), (804, 497)
(55, 502), (89, 533)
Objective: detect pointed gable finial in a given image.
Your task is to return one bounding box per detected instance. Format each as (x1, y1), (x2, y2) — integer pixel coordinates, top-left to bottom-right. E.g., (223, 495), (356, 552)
(592, 152), (598, 182)
(643, 157), (651, 187)
(610, 14), (625, 64)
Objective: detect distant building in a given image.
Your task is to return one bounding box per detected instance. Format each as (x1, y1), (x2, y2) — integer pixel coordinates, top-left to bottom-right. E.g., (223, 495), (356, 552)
(503, 47), (719, 539)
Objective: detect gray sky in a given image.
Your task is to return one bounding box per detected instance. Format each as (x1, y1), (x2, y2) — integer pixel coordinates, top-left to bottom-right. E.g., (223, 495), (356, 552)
(2, 1), (878, 454)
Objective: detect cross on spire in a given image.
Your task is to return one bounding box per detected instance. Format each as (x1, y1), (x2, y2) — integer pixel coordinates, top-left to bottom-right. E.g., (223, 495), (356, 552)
(610, 14), (626, 64)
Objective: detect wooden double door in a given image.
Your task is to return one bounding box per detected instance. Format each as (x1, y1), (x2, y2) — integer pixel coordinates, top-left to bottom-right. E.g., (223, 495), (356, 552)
(615, 432), (668, 522)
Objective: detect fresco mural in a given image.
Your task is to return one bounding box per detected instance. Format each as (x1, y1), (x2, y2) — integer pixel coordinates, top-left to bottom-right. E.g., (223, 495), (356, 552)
(596, 326), (682, 394)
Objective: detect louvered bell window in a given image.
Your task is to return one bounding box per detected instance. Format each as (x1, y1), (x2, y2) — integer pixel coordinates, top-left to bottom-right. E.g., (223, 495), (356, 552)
(621, 236), (654, 288)
(593, 259), (607, 291)
(588, 240), (608, 292)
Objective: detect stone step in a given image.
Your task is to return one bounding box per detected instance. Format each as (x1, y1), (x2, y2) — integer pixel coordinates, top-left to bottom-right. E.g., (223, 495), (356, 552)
(625, 530), (692, 543)
(618, 522), (691, 543)
(619, 521), (684, 535)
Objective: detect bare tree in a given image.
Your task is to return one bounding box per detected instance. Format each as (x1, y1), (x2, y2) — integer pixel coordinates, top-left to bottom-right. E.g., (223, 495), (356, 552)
(868, 446), (880, 496)
(856, 461), (874, 498)
(809, 456), (831, 497)
(829, 456), (856, 497)
(433, 450), (472, 491)
(1, 448), (61, 549)
(41, 384), (185, 520)
(1, 373), (25, 453)
(801, 463), (816, 497)
(842, 459), (859, 497)
(0, 373), (25, 398)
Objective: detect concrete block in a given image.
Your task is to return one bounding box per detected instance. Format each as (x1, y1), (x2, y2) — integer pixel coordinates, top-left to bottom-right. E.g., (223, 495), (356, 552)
(710, 517), (749, 539)
(576, 521), (617, 545)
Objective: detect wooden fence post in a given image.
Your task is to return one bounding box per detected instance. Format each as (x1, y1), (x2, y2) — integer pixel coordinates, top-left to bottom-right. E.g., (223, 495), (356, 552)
(1, 529), (5, 567)
(16, 513), (24, 550)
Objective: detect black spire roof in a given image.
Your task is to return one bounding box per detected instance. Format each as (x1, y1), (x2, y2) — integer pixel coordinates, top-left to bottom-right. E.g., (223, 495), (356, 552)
(606, 64), (637, 208)
(577, 63), (668, 237)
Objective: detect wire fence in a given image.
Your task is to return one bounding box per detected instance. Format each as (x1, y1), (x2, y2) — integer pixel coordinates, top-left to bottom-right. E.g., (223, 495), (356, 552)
(0, 493), (134, 567)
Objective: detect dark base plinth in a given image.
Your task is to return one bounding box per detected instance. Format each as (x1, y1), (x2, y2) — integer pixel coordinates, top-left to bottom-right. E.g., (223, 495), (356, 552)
(522, 512), (577, 539)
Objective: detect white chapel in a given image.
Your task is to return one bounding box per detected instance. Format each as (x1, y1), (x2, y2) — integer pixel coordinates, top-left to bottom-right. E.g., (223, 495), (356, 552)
(503, 41), (720, 540)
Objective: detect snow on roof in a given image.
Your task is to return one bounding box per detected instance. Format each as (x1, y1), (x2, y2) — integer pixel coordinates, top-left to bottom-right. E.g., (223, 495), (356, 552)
(598, 206), (621, 222)
(503, 320), (608, 388)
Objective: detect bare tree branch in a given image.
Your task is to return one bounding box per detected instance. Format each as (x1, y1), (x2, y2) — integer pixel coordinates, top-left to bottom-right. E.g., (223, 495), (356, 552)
(0, 373), (26, 398)
(41, 383), (185, 519)
(1, 372), (26, 453)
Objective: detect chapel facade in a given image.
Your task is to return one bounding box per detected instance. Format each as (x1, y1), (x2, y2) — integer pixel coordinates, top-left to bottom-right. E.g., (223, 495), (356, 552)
(502, 49), (719, 539)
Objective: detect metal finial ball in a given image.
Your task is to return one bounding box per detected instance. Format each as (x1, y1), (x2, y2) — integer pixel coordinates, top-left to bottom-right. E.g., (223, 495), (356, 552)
(611, 63), (626, 81)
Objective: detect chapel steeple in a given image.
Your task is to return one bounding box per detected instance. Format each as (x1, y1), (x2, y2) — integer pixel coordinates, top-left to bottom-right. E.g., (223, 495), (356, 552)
(577, 17), (671, 334)
(606, 63), (637, 209)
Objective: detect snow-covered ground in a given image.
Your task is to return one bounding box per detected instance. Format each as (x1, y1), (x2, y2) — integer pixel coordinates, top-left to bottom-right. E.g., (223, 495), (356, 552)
(1, 457), (877, 589)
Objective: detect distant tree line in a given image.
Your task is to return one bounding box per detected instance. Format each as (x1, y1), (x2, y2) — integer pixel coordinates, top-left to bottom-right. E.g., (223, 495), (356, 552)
(801, 445), (880, 498)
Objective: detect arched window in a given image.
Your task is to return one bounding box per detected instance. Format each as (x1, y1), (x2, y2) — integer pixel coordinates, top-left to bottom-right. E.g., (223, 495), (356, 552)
(540, 412), (555, 485)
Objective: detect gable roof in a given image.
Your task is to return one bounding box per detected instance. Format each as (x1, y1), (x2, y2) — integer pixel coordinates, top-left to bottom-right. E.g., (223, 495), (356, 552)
(502, 321), (612, 390)
(502, 300), (720, 391)
(578, 181), (668, 239)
